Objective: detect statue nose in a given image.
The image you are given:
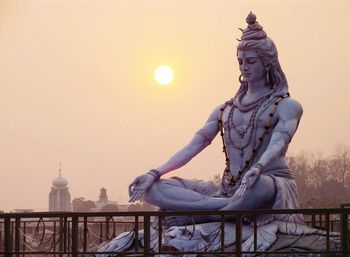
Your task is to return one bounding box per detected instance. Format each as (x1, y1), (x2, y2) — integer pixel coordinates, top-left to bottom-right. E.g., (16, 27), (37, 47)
(242, 65), (249, 71)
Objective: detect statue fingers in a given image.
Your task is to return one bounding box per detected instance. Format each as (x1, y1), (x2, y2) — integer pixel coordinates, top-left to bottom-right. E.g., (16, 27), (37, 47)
(235, 185), (243, 197)
(128, 178), (139, 196)
(133, 188), (145, 201)
(129, 192), (137, 202)
(240, 187), (247, 197)
(237, 184), (247, 197)
(234, 186), (242, 197)
(129, 187), (143, 202)
(128, 183), (135, 197)
(246, 176), (256, 188)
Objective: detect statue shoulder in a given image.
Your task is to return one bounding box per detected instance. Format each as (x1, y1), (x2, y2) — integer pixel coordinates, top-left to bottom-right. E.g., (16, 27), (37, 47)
(209, 99), (234, 122)
(276, 97), (303, 121)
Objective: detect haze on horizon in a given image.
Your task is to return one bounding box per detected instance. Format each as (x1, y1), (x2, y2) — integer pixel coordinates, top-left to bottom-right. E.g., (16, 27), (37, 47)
(0, 0), (349, 212)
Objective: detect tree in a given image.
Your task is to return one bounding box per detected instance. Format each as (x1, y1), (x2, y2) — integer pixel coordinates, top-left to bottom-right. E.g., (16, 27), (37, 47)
(72, 197), (96, 212)
(100, 204), (119, 212)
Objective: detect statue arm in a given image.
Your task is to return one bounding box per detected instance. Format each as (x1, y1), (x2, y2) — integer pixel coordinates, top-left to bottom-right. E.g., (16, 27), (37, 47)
(257, 98), (303, 168)
(154, 105), (221, 176)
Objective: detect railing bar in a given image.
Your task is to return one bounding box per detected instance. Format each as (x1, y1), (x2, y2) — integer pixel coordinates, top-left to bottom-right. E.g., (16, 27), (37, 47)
(83, 216), (87, 252)
(135, 216), (139, 252)
(4, 217), (11, 257)
(59, 217), (63, 257)
(22, 221), (26, 257)
(99, 222), (103, 244)
(341, 205), (349, 257)
(158, 215), (162, 253)
(53, 220), (56, 257)
(71, 215), (78, 257)
(311, 213), (316, 228)
(67, 218), (71, 251)
(220, 215), (225, 252)
(105, 216), (110, 240)
(325, 213), (330, 251)
(254, 217), (257, 253)
(15, 217), (20, 257)
(1, 207), (349, 218)
(236, 214), (242, 257)
(144, 215), (151, 257)
(61, 249), (349, 255)
(63, 217), (67, 252)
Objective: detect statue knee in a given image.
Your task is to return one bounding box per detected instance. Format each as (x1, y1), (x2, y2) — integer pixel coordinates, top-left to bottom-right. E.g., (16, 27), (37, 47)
(143, 181), (161, 203)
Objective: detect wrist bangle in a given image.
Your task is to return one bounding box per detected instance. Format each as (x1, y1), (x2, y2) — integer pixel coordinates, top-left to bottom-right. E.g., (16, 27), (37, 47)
(147, 169), (161, 181)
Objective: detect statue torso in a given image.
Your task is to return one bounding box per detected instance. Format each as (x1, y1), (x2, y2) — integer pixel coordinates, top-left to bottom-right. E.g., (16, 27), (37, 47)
(221, 95), (289, 176)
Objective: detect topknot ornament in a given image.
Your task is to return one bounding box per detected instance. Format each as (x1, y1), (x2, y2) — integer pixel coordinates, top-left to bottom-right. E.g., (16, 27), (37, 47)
(246, 11), (256, 25)
(240, 12), (267, 41)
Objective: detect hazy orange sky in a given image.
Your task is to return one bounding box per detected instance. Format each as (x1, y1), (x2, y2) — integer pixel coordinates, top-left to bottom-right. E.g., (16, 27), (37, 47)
(0, 0), (349, 212)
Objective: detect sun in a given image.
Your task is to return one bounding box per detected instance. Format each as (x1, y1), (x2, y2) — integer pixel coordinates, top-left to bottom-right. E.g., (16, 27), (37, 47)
(154, 65), (174, 85)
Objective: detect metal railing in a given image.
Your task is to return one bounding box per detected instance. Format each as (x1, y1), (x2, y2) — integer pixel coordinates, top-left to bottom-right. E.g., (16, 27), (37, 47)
(0, 205), (349, 256)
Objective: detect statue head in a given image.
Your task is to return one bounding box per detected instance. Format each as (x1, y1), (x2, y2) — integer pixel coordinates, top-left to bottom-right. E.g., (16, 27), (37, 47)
(236, 12), (288, 96)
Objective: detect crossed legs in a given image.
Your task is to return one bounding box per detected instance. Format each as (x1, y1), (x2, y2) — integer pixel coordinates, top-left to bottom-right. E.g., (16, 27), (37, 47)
(143, 175), (276, 225)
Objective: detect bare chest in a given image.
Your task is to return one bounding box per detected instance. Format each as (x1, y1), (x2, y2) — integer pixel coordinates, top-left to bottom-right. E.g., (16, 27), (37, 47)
(221, 104), (277, 132)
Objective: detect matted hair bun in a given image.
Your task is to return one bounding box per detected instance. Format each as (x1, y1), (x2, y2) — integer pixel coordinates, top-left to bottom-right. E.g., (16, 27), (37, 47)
(240, 11), (267, 41)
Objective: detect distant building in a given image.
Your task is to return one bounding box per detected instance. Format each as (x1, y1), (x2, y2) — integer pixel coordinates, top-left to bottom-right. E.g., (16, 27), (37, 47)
(98, 187), (108, 203)
(91, 188), (119, 212)
(49, 164), (71, 211)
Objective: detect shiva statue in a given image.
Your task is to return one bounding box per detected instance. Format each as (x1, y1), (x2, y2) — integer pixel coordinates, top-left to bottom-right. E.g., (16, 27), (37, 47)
(129, 12), (303, 225)
(98, 13), (343, 256)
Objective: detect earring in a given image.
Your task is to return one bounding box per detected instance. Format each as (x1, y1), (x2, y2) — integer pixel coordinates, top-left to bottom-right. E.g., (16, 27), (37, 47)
(239, 74), (244, 83)
(265, 66), (271, 86)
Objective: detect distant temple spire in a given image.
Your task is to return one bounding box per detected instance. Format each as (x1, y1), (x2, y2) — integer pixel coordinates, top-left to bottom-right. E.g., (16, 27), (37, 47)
(49, 163), (71, 211)
(58, 162), (62, 177)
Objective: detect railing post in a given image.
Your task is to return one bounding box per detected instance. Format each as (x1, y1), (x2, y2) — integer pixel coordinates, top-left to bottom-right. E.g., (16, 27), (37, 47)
(63, 217), (68, 253)
(235, 214), (242, 257)
(71, 215), (78, 257)
(59, 217), (64, 257)
(158, 216), (162, 254)
(105, 216), (110, 240)
(14, 218), (20, 257)
(83, 216), (88, 253)
(144, 215), (151, 257)
(340, 204), (349, 257)
(220, 215), (225, 253)
(4, 217), (11, 257)
(134, 216), (139, 252)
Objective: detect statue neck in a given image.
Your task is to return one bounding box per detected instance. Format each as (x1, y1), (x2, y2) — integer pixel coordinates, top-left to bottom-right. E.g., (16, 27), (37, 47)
(235, 80), (273, 111)
(246, 78), (270, 97)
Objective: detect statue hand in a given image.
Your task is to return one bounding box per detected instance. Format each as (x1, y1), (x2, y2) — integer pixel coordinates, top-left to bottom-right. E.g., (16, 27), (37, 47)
(235, 166), (260, 197)
(128, 174), (155, 202)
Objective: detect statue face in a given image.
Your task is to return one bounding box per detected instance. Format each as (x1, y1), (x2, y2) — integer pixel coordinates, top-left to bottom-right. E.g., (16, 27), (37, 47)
(237, 49), (265, 83)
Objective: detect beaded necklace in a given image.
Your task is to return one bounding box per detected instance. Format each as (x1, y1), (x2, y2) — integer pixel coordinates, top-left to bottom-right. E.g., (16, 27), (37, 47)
(228, 102), (262, 157)
(218, 93), (289, 188)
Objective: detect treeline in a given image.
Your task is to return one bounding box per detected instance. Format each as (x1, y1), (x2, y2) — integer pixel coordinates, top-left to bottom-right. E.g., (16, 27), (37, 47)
(287, 144), (350, 208)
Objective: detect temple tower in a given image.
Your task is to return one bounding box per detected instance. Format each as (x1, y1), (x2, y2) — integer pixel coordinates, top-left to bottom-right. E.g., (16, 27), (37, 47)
(49, 163), (71, 211)
(98, 187), (108, 203)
